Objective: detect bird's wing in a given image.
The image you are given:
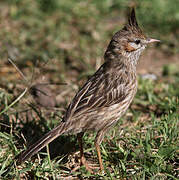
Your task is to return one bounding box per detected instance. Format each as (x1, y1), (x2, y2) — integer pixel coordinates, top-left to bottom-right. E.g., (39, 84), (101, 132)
(64, 61), (131, 121)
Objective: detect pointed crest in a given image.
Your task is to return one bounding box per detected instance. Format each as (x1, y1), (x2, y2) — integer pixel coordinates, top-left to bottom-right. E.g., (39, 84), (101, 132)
(128, 8), (138, 27)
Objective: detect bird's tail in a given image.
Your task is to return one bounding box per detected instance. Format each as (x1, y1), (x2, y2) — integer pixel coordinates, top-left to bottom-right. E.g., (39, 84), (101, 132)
(17, 122), (68, 164)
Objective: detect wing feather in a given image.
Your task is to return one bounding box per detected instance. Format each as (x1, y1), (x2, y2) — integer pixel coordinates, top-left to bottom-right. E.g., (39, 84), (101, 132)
(64, 60), (132, 121)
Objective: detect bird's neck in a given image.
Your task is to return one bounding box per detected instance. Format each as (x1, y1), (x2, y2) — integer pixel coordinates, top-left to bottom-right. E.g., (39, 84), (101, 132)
(122, 48), (143, 67)
(104, 54), (139, 71)
(104, 49), (140, 70)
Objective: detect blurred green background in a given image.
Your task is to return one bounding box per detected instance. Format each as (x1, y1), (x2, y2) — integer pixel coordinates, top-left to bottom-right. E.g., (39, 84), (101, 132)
(0, 0), (178, 70)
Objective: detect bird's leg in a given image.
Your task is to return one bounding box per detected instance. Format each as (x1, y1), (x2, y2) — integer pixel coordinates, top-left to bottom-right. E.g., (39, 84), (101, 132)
(77, 132), (84, 165)
(77, 132), (93, 172)
(95, 141), (104, 171)
(95, 130), (105, 171)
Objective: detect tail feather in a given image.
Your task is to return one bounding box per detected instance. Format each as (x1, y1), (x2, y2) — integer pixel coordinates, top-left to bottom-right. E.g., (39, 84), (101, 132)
(17, 122), (67, 164)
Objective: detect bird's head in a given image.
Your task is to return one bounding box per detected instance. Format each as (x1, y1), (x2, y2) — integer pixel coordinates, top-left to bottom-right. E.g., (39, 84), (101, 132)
(104, 8), (160, 65)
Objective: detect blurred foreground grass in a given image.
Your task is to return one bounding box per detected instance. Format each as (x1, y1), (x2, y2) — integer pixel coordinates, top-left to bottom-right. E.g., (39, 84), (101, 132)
(0, 0), (179, 179)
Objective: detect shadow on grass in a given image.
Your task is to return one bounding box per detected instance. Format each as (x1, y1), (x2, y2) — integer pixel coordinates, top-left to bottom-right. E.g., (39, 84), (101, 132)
(1, 108), (78, 164)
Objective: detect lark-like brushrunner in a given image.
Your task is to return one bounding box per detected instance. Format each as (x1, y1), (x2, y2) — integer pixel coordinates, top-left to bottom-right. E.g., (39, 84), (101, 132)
(17, 8), (160, 172)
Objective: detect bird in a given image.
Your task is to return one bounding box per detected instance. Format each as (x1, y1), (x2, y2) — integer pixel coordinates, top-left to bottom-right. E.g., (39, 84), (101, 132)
(17, 8), (160, 172)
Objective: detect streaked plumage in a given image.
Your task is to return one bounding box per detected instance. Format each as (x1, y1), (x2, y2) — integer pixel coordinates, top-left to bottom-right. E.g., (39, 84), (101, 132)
(17, 8), (159, 172)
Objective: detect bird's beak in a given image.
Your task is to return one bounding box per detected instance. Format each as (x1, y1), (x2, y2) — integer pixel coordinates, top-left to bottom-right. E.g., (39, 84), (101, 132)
(147, 38), (160, 43)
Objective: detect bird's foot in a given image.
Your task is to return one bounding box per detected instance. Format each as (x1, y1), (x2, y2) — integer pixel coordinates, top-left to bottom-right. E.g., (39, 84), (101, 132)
(71, 155), (102, 173)
(80, 156), (94, 173)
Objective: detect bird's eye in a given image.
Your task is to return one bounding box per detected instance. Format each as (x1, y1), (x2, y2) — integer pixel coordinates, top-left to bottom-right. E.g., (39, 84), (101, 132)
(135, 40), (140, 44)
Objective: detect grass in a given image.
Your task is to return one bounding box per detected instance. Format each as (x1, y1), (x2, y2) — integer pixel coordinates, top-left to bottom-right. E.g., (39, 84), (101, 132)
(1, 75), (179, 179)
(0, 0), (179, 179)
